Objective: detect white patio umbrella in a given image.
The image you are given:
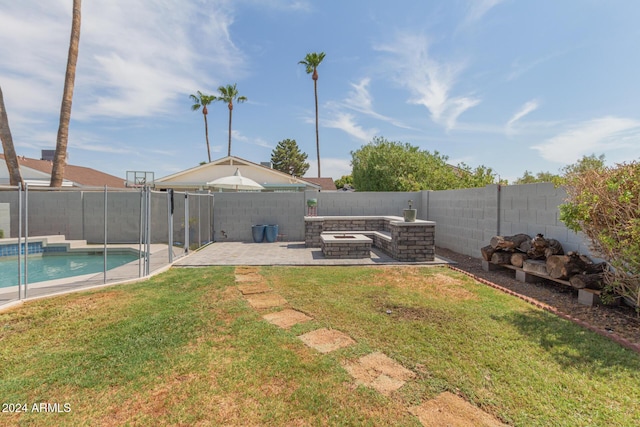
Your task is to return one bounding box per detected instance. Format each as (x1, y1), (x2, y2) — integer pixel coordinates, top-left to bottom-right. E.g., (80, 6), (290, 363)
(206, 168), (264, 191)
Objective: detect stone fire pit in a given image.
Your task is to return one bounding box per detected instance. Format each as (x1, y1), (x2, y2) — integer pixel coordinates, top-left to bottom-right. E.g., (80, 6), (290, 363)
(321, 234), (372, 259)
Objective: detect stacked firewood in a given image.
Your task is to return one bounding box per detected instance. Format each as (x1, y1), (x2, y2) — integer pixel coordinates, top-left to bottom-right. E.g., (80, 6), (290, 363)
(481, 233), (606, 290)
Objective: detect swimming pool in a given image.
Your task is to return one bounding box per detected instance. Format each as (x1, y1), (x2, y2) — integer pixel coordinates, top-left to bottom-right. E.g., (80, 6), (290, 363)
(0, 252), (140, 288)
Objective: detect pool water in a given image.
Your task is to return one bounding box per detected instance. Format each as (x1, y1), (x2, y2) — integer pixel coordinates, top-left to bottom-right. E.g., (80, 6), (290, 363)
(0, 253), (139, 288)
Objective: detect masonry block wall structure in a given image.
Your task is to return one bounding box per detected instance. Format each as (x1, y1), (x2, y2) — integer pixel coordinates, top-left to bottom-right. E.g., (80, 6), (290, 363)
(0, 183), (592, 260)
(0, 189), (213, 246)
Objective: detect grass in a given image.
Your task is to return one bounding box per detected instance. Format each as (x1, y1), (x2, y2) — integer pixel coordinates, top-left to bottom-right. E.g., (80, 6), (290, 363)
(1, 266), (639, 426)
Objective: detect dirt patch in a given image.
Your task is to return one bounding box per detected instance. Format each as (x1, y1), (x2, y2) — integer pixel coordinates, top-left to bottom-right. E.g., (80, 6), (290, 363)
(373, 267), (477, 301)
(244, 293), (288, 310)
(64, 291), (126, 312)
(375, 301), (454, 324)
(342, 351), (415, 396)
(410, 391), (507, 427)
(297, 328), (356, 353)
(263, 309), (313, 329)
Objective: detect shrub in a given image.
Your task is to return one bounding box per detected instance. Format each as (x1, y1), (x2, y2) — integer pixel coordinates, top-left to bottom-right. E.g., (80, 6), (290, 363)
(0, 229), (3, 238)
(560, 161), (640, 308)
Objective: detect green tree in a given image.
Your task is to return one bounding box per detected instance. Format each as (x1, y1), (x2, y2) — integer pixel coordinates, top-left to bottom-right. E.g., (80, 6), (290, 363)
(513, 170), (561, 185)
(561, 153), (606, 176)
(559, 156), (639, 307)
(351, 136), (496, 191)
(0, 86), (23, 186)
(270, 139), (309, 176)
(334, 174), (353, 190)
(51, 0), (81, 187)
(299, 52), (325, 178)
(215, 83), (247, 157)
(190, 91), (216, 163)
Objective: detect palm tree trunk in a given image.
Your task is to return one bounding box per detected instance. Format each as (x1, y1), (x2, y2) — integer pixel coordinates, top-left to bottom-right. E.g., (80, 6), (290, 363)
(51, 0), (81, 187)
(204, 113), (211, 162)
(314, 79), (320, 178)
(0, 86), (23, 186)
(227, 105), (233, 157)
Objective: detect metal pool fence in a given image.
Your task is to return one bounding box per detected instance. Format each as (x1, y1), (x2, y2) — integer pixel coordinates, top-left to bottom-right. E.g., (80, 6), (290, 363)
(0, 185), (214, 305)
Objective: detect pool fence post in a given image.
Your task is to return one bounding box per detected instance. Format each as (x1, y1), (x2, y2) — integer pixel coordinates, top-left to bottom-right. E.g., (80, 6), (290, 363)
(103, 185), (108, 284)
(24, 183), (28, 299)
(184, 193), (189, 253)
(138, 187), (144, 278)
(17, 184), (22, 300)
(145, 187), (151, 276)
(168, 189), (174, 263)
(197, 193), (201, 248)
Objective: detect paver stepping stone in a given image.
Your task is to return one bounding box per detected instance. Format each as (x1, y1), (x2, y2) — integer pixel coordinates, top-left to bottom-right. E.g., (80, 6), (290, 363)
(298, 328), (356, 353)
(409, 392), (507, 427)
(245, 293), (288, 309)
(234, 272), (265, 283)
(237, 282), (271, 295)
(342, 351), (415, 396)
(263, 309), (313, 329)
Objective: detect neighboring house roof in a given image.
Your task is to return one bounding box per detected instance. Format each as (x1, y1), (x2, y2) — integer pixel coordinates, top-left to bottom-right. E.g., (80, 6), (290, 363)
(0, 154), (126, 188)
(302, 177), (337, 191)
(155, 156), (322, 192)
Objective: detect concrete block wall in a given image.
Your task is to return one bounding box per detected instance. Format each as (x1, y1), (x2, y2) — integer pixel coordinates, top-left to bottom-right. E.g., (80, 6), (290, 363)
(425, 185), (498, 258)
(498, 183), (591, 255)
(25, 191), (84, 240)
(310, 191), (421, 217)
(0, 203), (10, 237)
(423, 183), (593, 259)
(213, 192), (305, 242)
(0, 188), (214, 246)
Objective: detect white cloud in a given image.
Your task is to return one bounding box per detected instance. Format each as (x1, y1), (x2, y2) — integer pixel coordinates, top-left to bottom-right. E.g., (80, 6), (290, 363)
(506, 99), (539, 132)
(323, 112), (378, 142)
(375, 33), (480, 130)
(0, 0), (246, 125)
(343, 78), (414, 130)
(531, 116), (640, 164)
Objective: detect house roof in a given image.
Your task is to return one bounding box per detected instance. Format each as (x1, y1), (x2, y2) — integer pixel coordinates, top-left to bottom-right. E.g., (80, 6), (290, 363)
(156, 156), (322, 191)
(0, 154), (126, 188)
(301, 177), (337, 191)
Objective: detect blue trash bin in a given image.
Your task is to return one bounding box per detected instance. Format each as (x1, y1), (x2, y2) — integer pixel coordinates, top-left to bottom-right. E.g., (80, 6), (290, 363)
(264, 224), (279, 243)
(252, 225), (266, 243)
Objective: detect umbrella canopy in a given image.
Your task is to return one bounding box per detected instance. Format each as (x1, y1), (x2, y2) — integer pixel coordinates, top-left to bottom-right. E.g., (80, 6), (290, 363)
(206, 168), (265, 191)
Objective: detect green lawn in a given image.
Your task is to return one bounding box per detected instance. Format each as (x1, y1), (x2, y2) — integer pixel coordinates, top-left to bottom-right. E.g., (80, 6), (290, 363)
(1, 266), (639, 426)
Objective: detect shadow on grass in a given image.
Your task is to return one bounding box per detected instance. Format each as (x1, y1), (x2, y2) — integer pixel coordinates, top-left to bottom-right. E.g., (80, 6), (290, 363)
(497, 308), (640, 374)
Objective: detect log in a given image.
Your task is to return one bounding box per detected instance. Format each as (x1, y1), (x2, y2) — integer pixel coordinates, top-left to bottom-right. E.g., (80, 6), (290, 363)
(518, 240), (531, 253)
(490, 251), (513, 265)
(527, 233), (564, 259)
(481, 245), (496, 262)
(584, 262), (607, 274)
(546, 252), (589, 280)
(523, 259), (548, 276)
(490, 234), (531, 252)
(569, 273), (605, 290)
(510, 252), (528, 268)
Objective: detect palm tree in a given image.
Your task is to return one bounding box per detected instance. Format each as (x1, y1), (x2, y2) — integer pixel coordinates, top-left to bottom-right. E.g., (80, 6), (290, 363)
(215, 84), (247, 156)
(299, 52), (325, 178)
(190, 91), (216, 162)
(0, 86), (23, 186)
(50, 0), (81, 187)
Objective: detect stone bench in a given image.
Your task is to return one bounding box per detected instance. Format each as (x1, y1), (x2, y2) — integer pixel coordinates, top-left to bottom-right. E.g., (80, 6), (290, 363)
(305, 216), (435, 262)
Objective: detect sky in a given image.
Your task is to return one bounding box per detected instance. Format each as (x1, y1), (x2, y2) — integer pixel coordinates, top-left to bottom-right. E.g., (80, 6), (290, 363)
(1, 0), (640, 184)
